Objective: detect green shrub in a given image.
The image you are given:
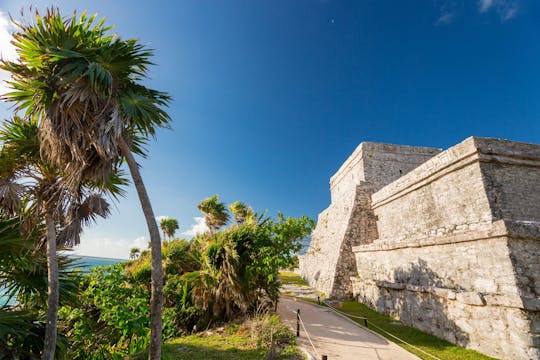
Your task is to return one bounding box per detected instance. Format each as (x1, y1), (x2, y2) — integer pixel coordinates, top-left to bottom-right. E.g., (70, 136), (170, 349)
(59, 264), (152, 359)
(57, 208), (314, 358)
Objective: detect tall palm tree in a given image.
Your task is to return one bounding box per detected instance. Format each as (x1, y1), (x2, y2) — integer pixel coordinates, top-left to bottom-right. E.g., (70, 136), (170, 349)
(197, 195), (230, 233)
(130, 247), (141, 260)
(1, 9), (171, 359)
(160, 218), (179, 242)
(0, 116), (113, 359)
(228, 201), (252, 225)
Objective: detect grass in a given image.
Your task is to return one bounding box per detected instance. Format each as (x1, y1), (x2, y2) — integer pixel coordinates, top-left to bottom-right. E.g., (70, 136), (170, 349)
(334, 301), (496, 360)
(159, 331), (264, 360)
(133, 318), (304, 360)
(279, 271), (309, 286)
(279, 272), (496, 360)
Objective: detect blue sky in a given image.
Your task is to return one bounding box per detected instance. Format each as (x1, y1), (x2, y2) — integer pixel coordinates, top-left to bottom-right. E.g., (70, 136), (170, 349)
(1, 0), (539, 258)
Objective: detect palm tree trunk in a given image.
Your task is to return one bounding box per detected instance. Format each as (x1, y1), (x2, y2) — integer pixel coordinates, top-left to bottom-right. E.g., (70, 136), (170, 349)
(42, 212), (58, 360)
(119, 137), (163, 359)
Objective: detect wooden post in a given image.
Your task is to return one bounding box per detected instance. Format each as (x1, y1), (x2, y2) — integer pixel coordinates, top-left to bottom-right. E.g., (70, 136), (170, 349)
(364, 319), (368, 328)
(296, 309), (300, 337)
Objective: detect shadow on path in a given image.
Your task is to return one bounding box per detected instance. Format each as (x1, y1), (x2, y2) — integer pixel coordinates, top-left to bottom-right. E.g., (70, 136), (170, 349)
(277, 297), (420, 360)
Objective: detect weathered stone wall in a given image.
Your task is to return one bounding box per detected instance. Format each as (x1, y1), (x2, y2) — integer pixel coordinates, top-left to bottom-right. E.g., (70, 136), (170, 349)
(351, 137), (540, 359)
(299, 142), (440, 298)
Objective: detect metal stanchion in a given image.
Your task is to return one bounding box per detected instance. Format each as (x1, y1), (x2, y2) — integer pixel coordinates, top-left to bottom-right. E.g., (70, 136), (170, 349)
(296, 309), (300, 337)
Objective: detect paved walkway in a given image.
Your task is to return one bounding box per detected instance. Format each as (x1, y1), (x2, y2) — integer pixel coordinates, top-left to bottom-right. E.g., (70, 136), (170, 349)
(277, 297), (420, 360)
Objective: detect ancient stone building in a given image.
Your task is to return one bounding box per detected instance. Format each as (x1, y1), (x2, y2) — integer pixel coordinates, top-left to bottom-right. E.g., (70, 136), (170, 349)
(299, 137), (540, 360)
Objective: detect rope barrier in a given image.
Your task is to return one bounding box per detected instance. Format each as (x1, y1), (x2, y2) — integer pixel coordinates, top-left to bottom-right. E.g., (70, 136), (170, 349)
(288, 307), (321, 359)
(321, 300), (442, 360)
(321, 303), (368, 320)
(365, 321), (441, 360)
(298, 313), (321, 359)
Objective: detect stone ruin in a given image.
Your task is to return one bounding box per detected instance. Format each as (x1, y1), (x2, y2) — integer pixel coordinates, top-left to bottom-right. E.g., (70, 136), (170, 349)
(299, 137), (540, 360)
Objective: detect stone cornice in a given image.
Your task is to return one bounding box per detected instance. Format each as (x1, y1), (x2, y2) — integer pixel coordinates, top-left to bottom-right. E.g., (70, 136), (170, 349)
(330, 142), (441, 190)
(352, 219), (540, 253)
(372, 137), (540, 209)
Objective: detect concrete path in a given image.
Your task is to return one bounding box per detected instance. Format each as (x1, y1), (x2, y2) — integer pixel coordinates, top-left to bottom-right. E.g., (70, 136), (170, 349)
(277, 297), (420, 360)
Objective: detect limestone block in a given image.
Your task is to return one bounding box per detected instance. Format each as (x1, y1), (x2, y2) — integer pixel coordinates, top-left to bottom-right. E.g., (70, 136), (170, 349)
(474, 278), (498, 293)
(456, 292), (486, 306)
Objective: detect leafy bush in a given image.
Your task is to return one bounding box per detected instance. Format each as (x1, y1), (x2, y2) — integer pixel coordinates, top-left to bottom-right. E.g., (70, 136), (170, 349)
(59, 264), (152, 359)
(244, 314), (300, 359)
(57, 206), (314, 358)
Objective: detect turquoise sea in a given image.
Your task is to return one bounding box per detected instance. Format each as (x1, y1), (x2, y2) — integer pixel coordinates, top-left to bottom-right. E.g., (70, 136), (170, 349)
(1, 255), (124, 306)
(75, 255), (125, 269)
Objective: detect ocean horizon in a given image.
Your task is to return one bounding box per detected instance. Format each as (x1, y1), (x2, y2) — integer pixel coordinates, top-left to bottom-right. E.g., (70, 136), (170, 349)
(74, 255), (126, 268)
(1, 255), (124, 306)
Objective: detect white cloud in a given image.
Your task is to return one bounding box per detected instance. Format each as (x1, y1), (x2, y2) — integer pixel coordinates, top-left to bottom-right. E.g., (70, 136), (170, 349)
(500, 4), (518, 21)
(0, 11), (16, 96)
(478, 0), (519, 21)
(479, 0), (494, 12)
(434, 0), (462, 26)
(155, 215), (169, 223)
(181, 216), (208, 238)
(436, 11), (456, 25)
(73, 236), (148, 260)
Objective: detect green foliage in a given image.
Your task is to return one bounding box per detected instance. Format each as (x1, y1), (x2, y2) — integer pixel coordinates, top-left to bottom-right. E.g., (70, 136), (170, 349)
(0, 307), (41, 358)
(55, 200), (314, 359)
(129, 247), (140, 260)
(229, 201), (252, 225)
(162, 239), (199, 275)
(1, 7), (171, 154)
(59, 263), (152, 359)
(159, 218), (179, 241)
(197, 195), (230, 232)
(179, 210), (314, 324)
(0, 217), (79, 359)
(134, 315), (302, 360)
(1, 7), (166, 358)
(250, 314), (296, 351)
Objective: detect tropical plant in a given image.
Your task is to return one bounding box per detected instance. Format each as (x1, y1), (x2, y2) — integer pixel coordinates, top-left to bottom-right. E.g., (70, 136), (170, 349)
(1, 9), (171, 359)
(55, 201), (313, 358)
(197, 195), (229, 233)
(228, 201), (252, 225)
(130, 247), (141, 260)
(160, 218), (179, 242)
(59, 263), (152, 359)
(183, 205), (314, 322)
(0, 215), (82, 359)
(0, 116), (114, 359)
(0, 217), (41, 358)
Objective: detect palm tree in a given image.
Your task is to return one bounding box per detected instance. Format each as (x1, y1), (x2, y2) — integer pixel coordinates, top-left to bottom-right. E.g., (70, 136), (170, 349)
(0, 116), (113, 359)
(197, 195), (230, 233)
(228, 201), (252, 225)
(160, 218), (179, 242)
(0, 216), (81, 358)
(1, 9), (171, 359)
(130, 247), (141, 260)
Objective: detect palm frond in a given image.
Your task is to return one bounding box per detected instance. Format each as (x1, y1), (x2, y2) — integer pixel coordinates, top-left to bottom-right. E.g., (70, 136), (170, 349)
(1, 7), (171, 192)
(57, 193), (110, 247)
